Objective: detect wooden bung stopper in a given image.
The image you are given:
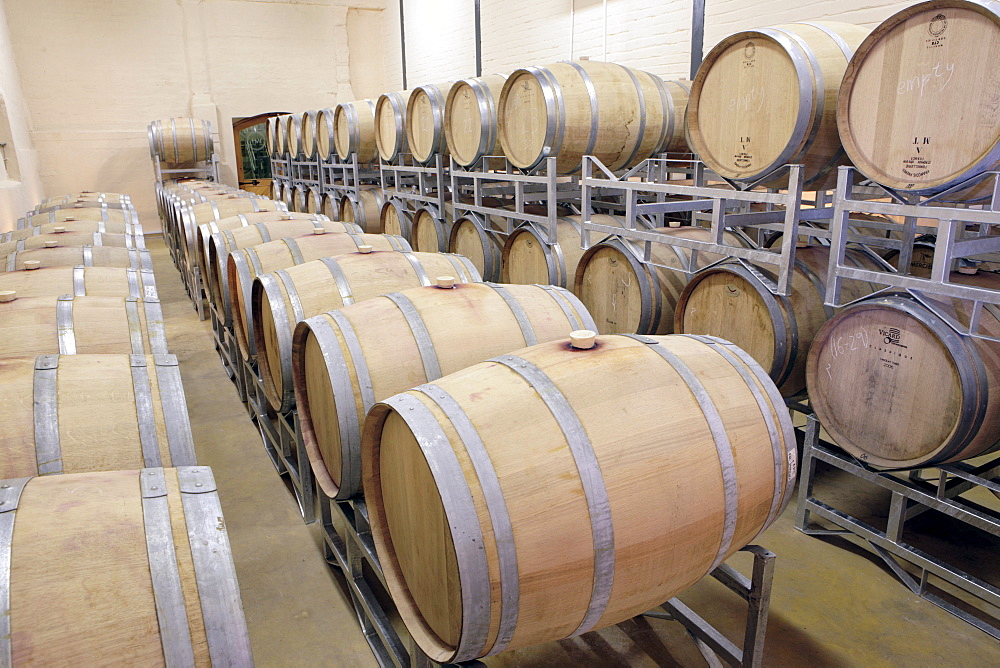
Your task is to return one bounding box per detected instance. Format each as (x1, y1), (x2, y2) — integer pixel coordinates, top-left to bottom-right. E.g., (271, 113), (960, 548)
(53, 226), (66, 233)
(358, 245), (373, 254)
(570, 329), (597, 349)
(435, 276), (456, 289)
(63, 217), (76, 222)
(281, 213), (292, 220)
(23, 260), (40, 270)
(312, 227), (326, 235)
(43, 240), (58, 248)
(0, 290), (15, 302)
(73, 204), (83, 208)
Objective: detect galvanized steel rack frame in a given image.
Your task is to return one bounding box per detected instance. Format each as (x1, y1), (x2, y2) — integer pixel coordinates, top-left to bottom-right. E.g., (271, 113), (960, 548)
(321, 486), (777, 668)
(291, 153), (322, 189)
(380, 154), (450, 227)
(795, 414), (1000, 639)
(580, 156), (838, 297)
(322, 153), (381, 196)
(824, 167), (1000, 339)
(151, 152), (221, 185)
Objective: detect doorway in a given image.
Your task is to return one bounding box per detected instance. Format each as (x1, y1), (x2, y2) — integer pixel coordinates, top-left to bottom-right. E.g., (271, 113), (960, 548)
(233, 112), (287, 197)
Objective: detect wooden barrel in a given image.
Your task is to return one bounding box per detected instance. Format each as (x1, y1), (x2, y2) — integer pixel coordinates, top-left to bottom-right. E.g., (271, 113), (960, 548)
(334, 99), (378, 162)
(149, 117), (213, 163)
(281, 182), (295, 210)
(21, 206), (135, 228)
(380, 199), (412, 240)
(271, 179), (281, 200)
(445, 75), (507, 167)
(0, 266), (157, 300)
(227, 232), (411, 358)
(340, 188), (385, 233)
(206, 219), (362, 321)
(180, 197), (284, 275)
(285, 113), (304, 157)
(675, 246), (880, 396)
(316, 108), (336, 160)
(321, 191), (341, 220)
(448, 213), (505, 281)
(411, 203), (455, 252)
(498, 62), (690, 174)
(501, 215), (623, 288)
(574, 226), (745, 335)
(808, 272), (1000, 467)
(276, 114), (289, 154)
(294, 185), (310, 213)
(406, 82), (455, 164)
(305, 186), (323, 214)
(300, 110), (320, 160)
(0, 467), (251, 664)
(375, 90), (413, 161)
(0, 295), (167, 356)
(2, 219), (143, 241)
(0, 354), (196, 477)
(296, 282), (595, 499)
(267, 116), (279, 157)
(256, 250), (482, 412)
(0, 231), (143, 258)
(38, 192), (131, 207)
(687, 22), (870, 189)
(3, 247), (153, 273)
(362, 332), (795, 661)
(838, 1), (1000, 200)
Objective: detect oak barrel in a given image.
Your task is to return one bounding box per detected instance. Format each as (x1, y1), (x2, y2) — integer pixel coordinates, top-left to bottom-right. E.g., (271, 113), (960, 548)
(321, 191), (341, 220)
(0, 354), (196, 478)
(296, 282), (594, 499)
(294, 185), (309, 213)
(445, 75), (507, 167)
(206, 218), (363, 323)
(411, 203), (455, 252)
(362, 332), (796, 661)
(375, 90), (413, 161)
(340, 188), (385, 233)
(256, 250), (481, 412)
(574, 226), (745, 335)
(316, 108), (336, 160)
(285, 113), (304, 157)
(38, 192), (131, 207)
(675, 246), (880, 396)
(808, 272), (1000, 468)
(305, 186), (323, 214)
(3, 246), (153, 273)
(380, 199), (412, 240)
(227, 232), (410, 358)
(179, 197), (283, 275)
(498, 62), (690, 174)
(149, 117), (213, 163)
(406, 82), (455, 164)
(0, 295), (167, 356)
(0, 231), (143, 258)
(267, 116), (279, 157)
(300, 110), (320, 160)
(334, 99), (378, 162)
(839, 1), (1000, 200)
(501, 215), (623, 288)
(0, 266), (158, 300)
(448, 213), (504, 281)
(21, 206), (135, 229)
(687, 22), (870, 189)
(2, 218), (143, 241)
(1, 467), (251, 664)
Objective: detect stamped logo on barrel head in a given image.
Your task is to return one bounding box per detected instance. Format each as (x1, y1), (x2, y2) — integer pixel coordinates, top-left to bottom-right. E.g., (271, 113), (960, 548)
(928, 13), (948, 37)
(742, 41), (756, 67)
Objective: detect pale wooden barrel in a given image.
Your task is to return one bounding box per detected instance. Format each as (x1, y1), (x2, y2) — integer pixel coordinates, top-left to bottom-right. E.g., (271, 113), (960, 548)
(300, 110), (320, 159)
(375, 90), (413, 161)
(574, 226), (745, 335)
(3, 247), (153, 273)
(448, 213), (505, 282)
(226, 232), (410, 358)
(362, 332), (795, 661)
(2, 218), (143, 241)
(501, 214), (623, 288)
(0, 354), (196, 478)
(838, 1), (1000, 200)
(498, 62), (690, 174)
(295, 282), (594, 500)
(0, 231), (143, 258)
(380, 199), (412, 240)
(405, 82), (455, 164)
(445, 75), (507, 167)
(334, 99), (378, 162)
(0, 265), (158, 300)
(321, 191), (341, 220)
(37, 192), (131, 209)
(267, 116), (279, 157)
(0, 295), (167, 356)
(285, 113), (304, 157)
(179, 197), (283, 275)
(294, 185), (310, 213)
(316, 108), (336, 160)
(149, 117), (213, 163)
(206, 218), (361, 321)
(276, 114), (289, 154)
(675, 246), (880, 396)
(688, 22), (870, 189)
(809, 272), (1000, 468)
(411, 203), (455, 252)
(340, 188), (385, 233)
(22, 206), (135, 228)
(256, 250), (481, 412)
(305, 186), (323, 214)
(281, 182), (295, 210)
(1, 467), (251, 664)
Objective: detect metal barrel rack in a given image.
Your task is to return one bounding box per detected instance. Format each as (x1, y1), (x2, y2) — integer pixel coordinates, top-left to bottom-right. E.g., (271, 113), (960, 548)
(380, 153), (450, 232)
(824, 166), (1000, 326)
(152, 152), (221, 185)
(795, 414), (1000, 639)
(580, 156), (837, 298)
(291, 153), (322, 192)
(271, 152), (292, 198)
(321, 153), (381, 197)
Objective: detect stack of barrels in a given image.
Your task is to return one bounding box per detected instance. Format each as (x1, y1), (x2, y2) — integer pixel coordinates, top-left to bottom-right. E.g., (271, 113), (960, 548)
(0, 189), (252, 664)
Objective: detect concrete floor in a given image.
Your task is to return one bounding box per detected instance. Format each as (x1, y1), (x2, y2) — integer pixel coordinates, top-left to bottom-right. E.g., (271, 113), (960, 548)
(149, 237), (1000, 666)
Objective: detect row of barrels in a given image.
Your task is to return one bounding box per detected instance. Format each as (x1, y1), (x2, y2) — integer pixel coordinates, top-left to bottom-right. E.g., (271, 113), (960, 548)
(277, 1), (1000, 201)
(147, 117), (215, 165)
(170, 178), (799, 663)
(0, 189), (252, 664)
